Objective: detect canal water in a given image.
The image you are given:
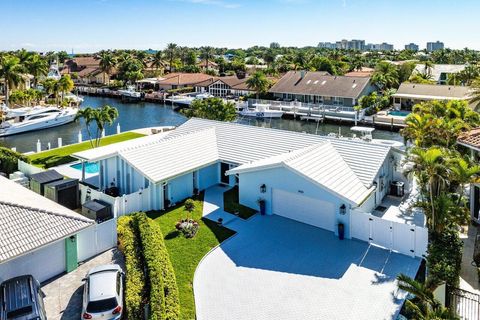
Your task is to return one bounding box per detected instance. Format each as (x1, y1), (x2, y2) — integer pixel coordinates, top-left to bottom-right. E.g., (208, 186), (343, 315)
(0, 96), (403, 153)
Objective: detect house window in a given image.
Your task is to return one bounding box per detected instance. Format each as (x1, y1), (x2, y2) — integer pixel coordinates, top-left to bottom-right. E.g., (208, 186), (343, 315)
(394, 97), (400, 104)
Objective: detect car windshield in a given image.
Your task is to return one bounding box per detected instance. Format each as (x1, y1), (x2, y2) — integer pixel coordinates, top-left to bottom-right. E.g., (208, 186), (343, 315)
(86, 297), (118, 313)
(6, 306), (33, 319)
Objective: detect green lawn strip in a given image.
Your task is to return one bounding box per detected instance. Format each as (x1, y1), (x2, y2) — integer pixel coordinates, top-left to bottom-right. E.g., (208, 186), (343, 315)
(27, 132), (145, 168)
(223, 186), (257, 220)
(147, 195), (236, 320)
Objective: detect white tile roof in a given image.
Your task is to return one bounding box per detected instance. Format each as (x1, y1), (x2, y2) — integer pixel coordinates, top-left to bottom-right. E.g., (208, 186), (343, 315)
(414, 64), (466, 82)
(227, 143), (373, 205)
(0, 176), (93, 263)
(119, 128), (219, 183)
(170, 118), (391, 187)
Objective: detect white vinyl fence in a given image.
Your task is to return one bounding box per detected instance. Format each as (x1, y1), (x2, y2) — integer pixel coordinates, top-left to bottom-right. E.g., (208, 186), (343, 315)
(77, 219), (117, 262)
(18, 159), (45, 176)
(351, 209), (428, 258)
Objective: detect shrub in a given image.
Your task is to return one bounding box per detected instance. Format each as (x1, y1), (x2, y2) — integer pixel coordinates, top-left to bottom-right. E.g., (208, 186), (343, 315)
(427, 230), (463, 287)
(0, 147), (29, 174)
(136, 213), (180, 320)
(117, 216), (146, 320)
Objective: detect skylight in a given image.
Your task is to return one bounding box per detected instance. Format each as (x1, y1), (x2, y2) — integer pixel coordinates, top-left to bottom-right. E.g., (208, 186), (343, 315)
(321, 80), (327, 85)
(314, 80), (319, 84)
(352, 84), (357, 88)
(306, 80), (312, 84)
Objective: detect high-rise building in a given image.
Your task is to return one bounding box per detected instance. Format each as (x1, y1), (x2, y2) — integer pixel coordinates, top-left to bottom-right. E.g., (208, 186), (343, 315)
(317, 42), (337, 49)
(426, 41), (444, 52)
(404, 43), (419, 51)
(365, 42), (394, 51)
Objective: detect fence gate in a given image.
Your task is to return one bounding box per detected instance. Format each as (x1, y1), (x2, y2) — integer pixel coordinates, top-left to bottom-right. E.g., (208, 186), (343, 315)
(447, 286), (480, 320)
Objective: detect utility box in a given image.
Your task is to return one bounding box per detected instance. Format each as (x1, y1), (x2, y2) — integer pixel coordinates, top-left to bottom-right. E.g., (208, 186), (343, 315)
(44, 178), (79, 210)
(29, 170), (63, 195)
(82, 199), (112, 222)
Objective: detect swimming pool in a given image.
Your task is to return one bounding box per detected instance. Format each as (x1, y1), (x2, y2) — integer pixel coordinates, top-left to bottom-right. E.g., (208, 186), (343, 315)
(70, 162), (99, 174)
(388, 110), (411, 117)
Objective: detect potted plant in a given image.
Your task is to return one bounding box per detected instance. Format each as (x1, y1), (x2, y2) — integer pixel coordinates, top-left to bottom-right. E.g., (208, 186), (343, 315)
(257, 198), (266, 215)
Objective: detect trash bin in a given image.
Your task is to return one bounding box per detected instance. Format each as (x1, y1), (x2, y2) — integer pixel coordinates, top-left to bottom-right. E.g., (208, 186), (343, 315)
(338, 223), (345, 240)
(259, 200), (266, 215)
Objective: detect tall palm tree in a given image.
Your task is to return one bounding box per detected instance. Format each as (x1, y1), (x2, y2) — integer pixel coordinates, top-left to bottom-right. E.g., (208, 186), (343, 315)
(0, 55), (24, 106)
(200, 46), (215, 72)
(165, 43), (178, 73)
(151, 50), (165, 73)
(97, 51), (117, 85)
(371, 61), (399, 90)
(57, 75), (74, 104)
(423, 60), (434, 76)
(74, 107), (96, 148)
(93, 105), (119, 147)
(246, 71), (271, 99)
(449, 158), (480, 206)
(468, 78), (480, 111)
(25, 54), (48, 87)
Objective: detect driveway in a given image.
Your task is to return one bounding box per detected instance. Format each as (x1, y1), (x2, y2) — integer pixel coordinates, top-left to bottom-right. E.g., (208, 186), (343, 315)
(42, 249), (124, 320)
(194, 215), (421, 320)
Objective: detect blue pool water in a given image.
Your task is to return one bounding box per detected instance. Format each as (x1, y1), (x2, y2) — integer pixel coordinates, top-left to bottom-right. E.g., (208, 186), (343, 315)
(388, 110), (411, 117)
(70, 162), (99, 174)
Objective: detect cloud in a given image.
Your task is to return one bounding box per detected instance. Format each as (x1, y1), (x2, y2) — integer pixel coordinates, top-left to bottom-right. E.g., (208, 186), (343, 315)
(170, 0), (241, 9)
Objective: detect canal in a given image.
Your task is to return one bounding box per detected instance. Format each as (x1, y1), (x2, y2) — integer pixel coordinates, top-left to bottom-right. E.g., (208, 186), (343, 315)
(0, 96), (403, 153)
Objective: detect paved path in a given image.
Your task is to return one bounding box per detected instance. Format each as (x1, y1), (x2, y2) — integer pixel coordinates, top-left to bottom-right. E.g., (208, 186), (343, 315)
(42, 249), (124, 320)
(194, 214), (421, 320)
(460, 224), (480, 295)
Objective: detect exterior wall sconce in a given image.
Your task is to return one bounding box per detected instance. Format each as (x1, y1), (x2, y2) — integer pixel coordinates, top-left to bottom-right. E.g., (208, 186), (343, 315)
(260, 184), (266, 193)
(339, 204), (347, 215)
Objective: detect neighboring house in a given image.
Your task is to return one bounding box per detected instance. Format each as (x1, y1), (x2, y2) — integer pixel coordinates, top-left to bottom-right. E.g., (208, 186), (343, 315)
(344, 67), (375, 78)
(457, 129), (480, 224)
(195, 75), (255, 97)
(269, 71), (375, 107)
(413, 64), (466, 85)
(62, 56), (112, 84)
(392, 83), (471, 110)
(0, 176), (94, 283)
(71, 118), (414, 243)
(198, 60), (219, 71)
(156, 72), (214, 91)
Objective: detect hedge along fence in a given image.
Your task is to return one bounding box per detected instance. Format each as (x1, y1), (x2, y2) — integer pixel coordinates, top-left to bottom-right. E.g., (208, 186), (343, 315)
(136, 212), (180, 320)
(117, 216), (146, 320)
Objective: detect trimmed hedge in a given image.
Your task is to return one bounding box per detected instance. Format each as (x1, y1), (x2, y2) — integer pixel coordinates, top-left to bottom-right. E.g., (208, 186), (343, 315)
(0, 147), (29, 174)
(117, 216), (146, 319)
(427, 230), (463, 287)
(136, 213), (180, 320)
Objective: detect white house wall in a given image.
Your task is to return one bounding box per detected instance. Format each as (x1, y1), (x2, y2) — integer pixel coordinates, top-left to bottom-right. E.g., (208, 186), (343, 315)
(238, 166), (351, 237)
(168, 172), (194, 205)
(198, 163), (220, 190)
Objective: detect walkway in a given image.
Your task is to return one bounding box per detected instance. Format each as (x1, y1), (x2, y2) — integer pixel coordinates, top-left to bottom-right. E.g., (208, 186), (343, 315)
(460, 224), (480, 295)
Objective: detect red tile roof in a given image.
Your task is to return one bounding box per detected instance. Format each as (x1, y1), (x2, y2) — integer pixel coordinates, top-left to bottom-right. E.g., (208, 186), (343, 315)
(457, 128), (480, 150)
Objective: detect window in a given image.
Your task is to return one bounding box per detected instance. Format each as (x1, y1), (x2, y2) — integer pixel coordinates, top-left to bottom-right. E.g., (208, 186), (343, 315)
(87, 297), (118, 313)
(116, 272), (121, 295)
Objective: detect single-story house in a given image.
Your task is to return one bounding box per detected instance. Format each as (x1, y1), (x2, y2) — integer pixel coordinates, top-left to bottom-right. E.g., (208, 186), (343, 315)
(413, 64), (466, 85)
(198, 60), (219, 71)
(156, 73), (215, 91)
(62, 56), (112, 85)
(457, 128), (480, 224)
(72, 118), (408, 241)
(392, 83), (471, 110)
(344, 67), (375, 78)
(269, 71), (375, 107)
(195, 75), (255, 97)
(0, 176), (94, 283)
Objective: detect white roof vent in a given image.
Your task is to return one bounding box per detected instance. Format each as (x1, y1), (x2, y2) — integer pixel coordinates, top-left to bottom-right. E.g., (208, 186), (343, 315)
(321, 80), (327, 85)
(352, 84), (357, 88)
(306, 80), (312, 84)
(314, 80), (319, 84)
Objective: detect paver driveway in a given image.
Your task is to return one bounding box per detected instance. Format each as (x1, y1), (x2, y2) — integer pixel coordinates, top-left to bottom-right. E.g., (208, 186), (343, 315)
(194, 214), (421, 320)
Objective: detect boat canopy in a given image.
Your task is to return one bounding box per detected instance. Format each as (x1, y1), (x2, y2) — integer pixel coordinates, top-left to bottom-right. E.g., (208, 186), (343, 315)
(350, 126), (375, 133)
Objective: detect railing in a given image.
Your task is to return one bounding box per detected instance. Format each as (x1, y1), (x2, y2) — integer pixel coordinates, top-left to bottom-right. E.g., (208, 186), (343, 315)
(447, 286), (480, 320)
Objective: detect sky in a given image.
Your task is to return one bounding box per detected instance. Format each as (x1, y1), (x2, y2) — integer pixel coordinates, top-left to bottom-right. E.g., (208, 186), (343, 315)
(0, 0), (479, 52)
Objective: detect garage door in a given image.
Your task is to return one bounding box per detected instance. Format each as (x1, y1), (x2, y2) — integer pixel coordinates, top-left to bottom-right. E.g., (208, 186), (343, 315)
(272, 189), (336, 232)
(0, 240), (66, 283)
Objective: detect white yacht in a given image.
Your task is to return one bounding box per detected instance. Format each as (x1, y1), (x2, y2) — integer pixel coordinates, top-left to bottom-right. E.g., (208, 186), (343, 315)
(238, 103), (284, 118)
(47, 62), (61, 80)
(118, 85), (142, 102)
(350, 126), (405, 150)
(64, 92), (84, 105)
(0, 106), (78, 137)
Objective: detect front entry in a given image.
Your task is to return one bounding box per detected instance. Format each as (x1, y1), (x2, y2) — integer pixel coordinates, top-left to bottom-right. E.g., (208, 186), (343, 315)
(220, 163), (230, 184)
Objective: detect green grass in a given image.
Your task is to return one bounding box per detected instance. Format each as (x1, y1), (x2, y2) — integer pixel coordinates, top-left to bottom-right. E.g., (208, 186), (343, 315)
(223, 186), (257, 219)
(28, 132), (145, 168)
(147, 195), (236, 320)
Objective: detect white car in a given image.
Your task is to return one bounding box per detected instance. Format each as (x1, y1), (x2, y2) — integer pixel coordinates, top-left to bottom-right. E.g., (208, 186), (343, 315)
(81, 264), (124, 320)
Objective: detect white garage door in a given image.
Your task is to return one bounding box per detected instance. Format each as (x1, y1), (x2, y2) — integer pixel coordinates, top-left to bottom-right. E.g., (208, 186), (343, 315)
(0, 240), (66, 283)
(272, 189), (336, 232)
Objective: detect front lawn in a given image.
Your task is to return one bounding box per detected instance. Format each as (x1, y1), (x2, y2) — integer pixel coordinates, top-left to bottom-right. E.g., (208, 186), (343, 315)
(28, 132), (145, 168)
(223, 186), (257, 219)
(147, 195), (236, 320)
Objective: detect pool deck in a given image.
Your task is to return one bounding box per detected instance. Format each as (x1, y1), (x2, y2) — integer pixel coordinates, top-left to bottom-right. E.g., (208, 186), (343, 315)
(51, 161), (99, 186)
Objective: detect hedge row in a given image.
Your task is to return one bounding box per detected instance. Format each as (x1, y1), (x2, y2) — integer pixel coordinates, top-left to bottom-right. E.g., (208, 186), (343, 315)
(0, 147), (29, 174)
(117, 216), (146, 319)
(136, 213), (180, 320)
(427, 230), (463, 287)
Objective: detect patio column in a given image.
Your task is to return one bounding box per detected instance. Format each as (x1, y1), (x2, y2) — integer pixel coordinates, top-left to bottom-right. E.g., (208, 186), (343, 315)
(81, 161), (86, 182)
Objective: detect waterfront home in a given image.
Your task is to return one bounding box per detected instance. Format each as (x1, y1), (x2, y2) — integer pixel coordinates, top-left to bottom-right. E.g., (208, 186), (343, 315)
(198, 59), (219, 72)
(413, 64), (466, 85)
(155, 72), (214, 91)
(392, 83), (471, 110)
(457, 128), (480, 224)
(0, 176), (97, 283)
(195, 75), (255, 97)
(71, 118), (427, 257)
(269, 71), (375, 107)
(62, 56), (113, 84)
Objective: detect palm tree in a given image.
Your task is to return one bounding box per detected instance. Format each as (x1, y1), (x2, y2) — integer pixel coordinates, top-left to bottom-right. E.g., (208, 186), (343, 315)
(200, 46), (215, 72)
(97, 51), (117, 85)
(246, 71), (271, 99)
(74, 107), (96, 148)
(93, 105), (119, 147)
(25, 54), (48, 87)
(151, 50), (165, 73)
(371, 61), (399, 90)
(449, 158), (480, 206)
(423, 60), (434, 76)
(0, 55), (24, 106)
(165, 43), (178, 73)
(57, 75), (74, 105)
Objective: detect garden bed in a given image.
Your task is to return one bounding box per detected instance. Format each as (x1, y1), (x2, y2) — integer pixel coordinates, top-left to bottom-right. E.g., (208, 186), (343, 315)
(223, 186), (257, 220)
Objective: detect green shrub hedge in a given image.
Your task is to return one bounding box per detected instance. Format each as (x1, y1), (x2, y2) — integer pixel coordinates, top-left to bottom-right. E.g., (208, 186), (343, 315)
(136, 213), (180, 320)
(0, 147), (29, 174)
(117, 216), (146, 320)
(427, 230), (463, 287)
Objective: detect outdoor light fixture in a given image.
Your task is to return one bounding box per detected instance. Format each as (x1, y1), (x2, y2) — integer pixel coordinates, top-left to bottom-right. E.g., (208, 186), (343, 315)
(260, 184), (266, 193)
(339, 204), (347, 215)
